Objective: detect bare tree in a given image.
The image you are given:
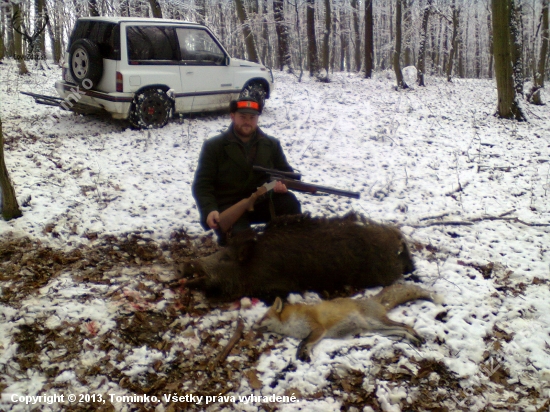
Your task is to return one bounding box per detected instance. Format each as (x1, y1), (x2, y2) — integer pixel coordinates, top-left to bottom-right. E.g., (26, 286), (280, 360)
(403, 0), (413, 66)
(235, 0), (260, 63)
(148, 0), (163, 18)
(393, 0), (408, 89)
(0, 10), (5, 61)
(492, 0), (525, 120)
(0, 118), (22, 221)
(306, 0), (319, 77)
(293, 0), (305, 80)
(365, 0), (374, 78)
(340, 7), (350, 71)
(447, 1), (460, 82)
(321, 0), (331, 79)
(274, 0), (292, 71)
(510, 0), (523, 95)
(12, 3), (28, 74)
(196, 0), (206, 24)
(417, 0), (433, 86)
(35, 0), (46, 59)
(89, 0), (100, 16)
(487, 3), (494, 78)
(528, 0), (549, 104)
(351, 0), (361, 71)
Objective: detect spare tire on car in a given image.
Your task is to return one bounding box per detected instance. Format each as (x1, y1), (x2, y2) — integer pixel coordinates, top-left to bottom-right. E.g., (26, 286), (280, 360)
(69, 39), (103, 88)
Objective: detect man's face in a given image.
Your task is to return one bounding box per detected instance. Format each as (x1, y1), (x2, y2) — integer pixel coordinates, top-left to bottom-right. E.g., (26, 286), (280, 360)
(231, 112), (259, 138)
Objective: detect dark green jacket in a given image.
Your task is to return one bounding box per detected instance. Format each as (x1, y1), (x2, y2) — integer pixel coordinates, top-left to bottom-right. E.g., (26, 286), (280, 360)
(192, 124), (294, 229)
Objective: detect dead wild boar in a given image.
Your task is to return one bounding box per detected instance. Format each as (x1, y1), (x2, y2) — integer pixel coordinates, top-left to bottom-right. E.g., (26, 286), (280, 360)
(179, 212), (416, 301)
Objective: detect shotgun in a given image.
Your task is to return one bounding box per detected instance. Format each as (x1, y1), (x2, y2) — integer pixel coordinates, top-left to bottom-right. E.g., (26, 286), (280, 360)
(217, 167), (360, 233)
(252, 166), (361, 199)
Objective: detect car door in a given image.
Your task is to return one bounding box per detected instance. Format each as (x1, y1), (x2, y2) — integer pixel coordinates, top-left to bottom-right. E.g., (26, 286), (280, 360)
(175, 27), (239, 113)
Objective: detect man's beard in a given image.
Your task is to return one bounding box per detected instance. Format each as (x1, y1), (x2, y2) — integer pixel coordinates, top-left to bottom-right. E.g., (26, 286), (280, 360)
(233, 123), (256, 138)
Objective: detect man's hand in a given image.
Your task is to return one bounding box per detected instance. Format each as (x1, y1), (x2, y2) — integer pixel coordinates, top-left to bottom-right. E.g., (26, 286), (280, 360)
(206, 211), (220, 229)
(273, 180), (288, 193)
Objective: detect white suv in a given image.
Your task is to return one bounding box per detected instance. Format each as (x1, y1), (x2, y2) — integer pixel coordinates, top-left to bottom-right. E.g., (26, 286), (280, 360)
(55, 17), (274, 128)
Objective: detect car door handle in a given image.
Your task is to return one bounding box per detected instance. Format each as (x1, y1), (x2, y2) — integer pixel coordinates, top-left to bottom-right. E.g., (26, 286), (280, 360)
(186, 71), (194, 75)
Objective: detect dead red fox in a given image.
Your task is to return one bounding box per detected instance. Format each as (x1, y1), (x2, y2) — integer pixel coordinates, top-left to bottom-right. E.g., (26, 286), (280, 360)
(254, 284), (439, 362)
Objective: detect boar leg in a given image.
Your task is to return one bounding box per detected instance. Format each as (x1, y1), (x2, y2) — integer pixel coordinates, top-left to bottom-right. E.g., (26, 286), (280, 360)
(296, 327), (326, 362)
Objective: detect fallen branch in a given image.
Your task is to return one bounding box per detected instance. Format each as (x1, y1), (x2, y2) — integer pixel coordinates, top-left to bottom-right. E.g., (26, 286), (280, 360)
(210, 317), (245, 370)
(407, 209), (550, 228)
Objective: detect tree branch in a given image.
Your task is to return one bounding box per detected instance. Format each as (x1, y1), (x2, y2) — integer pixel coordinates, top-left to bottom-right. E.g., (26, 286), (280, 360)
(407, 209), (550, 228)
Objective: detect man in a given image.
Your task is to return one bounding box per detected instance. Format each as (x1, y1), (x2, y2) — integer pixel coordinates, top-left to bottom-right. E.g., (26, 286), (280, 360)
(192, 97), (301, 243)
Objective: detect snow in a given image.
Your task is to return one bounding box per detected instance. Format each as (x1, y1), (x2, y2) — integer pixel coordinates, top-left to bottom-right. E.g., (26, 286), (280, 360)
(1, 59), (550, 410)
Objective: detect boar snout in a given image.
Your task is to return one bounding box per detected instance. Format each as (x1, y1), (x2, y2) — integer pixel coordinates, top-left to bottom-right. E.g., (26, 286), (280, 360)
(177, 261), (207, 279)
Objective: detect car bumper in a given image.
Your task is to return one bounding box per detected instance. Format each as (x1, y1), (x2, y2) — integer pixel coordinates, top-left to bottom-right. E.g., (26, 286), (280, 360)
(55, 81), (134, 119)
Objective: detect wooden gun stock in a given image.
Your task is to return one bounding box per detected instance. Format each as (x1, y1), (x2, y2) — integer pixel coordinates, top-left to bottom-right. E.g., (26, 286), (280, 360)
(218, 183), (273, 233)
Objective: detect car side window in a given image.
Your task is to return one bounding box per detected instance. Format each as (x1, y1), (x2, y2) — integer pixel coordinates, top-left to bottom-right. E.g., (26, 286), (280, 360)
(176, 28), (225, 66)
(127, 26), (179, 62)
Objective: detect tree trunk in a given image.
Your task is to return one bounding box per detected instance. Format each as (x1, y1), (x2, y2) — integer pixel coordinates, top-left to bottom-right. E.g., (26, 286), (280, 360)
(321, 0), (331, 78)
(351, 0), (361, 72)
(44, 0), (60, 63)
(89, 0), (100, 16)
(306, 0), (319, 77)
(340, 7), (349, 71)
(148, 0), (163, 18)
(510, 0), (523, 96)
(35, 0), (46, 60)
(235, 0), (260, 63)
(120, 0), (130, 17)
(475, 11), (482, 78)
(393, 0), (408, 89)
(196, 0), (205, 24)
(0, 119), (22, 221)
(492, 0), (525, 120)
(529, 0), (548, 104)
(0, 22), (4, 61)
(12, 3), (28, 75)
(403, 0), (412, 66)
(417, 0), (432, 86)
(365, 0), (374, 78)
(274, 0), (292, 71)
(487, 8), (494, 78)
(4, 6), (15, 58)
(330, 2), (337, 73)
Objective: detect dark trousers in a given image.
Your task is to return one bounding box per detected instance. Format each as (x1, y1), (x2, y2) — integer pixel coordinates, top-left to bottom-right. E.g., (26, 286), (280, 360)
(217, 192), (301, 244)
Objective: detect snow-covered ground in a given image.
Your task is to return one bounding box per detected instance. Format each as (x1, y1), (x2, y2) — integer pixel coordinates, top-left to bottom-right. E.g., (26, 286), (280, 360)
(1, 60), (549, 411)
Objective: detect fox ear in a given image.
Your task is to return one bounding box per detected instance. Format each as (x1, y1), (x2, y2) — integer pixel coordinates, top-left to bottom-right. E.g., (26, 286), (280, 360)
(273, 297), (284, 313)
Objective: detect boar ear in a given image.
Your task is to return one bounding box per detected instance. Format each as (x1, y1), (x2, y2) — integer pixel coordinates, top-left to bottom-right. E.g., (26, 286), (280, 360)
(273, 297), (284, 313)
(237, 238), (257, 263)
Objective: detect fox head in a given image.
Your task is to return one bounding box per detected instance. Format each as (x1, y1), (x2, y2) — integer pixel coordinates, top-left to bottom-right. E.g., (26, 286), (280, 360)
(254, 297), (284, 333)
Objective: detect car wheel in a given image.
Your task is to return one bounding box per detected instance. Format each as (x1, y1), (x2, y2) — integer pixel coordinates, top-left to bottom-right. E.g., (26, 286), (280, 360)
(240, 82), (267, 107)
(129, 89), (173, 129)
(69, 39), (103, 88)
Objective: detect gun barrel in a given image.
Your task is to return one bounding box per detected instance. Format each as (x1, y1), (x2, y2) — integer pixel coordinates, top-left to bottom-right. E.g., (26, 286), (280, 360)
(252, 165), (302, 180)
(283, 179), (360, 199)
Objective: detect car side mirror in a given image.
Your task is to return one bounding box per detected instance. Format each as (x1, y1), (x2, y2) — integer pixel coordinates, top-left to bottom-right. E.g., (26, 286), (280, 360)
(225, 56), (230, 66)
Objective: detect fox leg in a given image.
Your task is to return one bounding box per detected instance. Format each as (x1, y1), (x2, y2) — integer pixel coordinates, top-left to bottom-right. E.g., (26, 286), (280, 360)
(296, 327), (326, 362)
(369, 316), (425, 347)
